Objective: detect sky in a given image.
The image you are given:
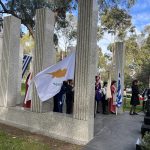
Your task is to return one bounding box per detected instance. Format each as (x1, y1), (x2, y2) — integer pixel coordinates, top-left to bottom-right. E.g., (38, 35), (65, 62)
(130, 0), (150, 31)
(2, 0), (150, 53)
(98, 0), (150, 53)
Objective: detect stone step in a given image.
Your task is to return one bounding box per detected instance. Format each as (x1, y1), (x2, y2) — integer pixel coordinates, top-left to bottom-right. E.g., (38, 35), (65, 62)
(141, 123), (150, 136)
(144, 116), (150, 125)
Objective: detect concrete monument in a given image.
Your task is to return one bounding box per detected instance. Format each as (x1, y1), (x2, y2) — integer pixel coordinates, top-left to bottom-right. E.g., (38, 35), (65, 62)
(0, 16), (21, 107)
(0, 0), (99, 144)
(32, 8), (56, 113)
(114, 42), (125, 112)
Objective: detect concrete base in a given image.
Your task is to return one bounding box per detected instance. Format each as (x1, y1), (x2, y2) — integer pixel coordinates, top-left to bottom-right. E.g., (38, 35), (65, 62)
(141, 123), (150, 136)
(144, 116), (150, 125)
(0, 106), (92, 145)
(146, 112), (150, 117)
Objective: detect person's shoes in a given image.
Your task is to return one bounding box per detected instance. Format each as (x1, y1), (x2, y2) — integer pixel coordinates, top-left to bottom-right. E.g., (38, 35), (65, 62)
(133, 112), (139, 115)
(103, 112), (109, 115)
(111, 112), (116, 114)
(129, 112), (133, 115)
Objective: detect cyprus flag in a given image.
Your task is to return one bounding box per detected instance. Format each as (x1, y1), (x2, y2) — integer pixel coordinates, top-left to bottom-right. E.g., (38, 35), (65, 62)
(34, 52), (75, 102)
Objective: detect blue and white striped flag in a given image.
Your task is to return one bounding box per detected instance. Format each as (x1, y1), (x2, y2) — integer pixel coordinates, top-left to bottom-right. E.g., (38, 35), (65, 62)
(116, 73), (122, 107)
(22, 55), (32, 78)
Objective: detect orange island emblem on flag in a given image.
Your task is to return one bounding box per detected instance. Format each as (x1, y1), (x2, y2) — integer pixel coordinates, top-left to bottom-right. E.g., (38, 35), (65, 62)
(48, 68), (67, 78)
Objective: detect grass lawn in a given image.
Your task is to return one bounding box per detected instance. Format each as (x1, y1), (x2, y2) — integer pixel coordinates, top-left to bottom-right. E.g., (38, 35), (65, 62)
(0, 131), (50, 150)
(0, 123), (83, 150)
(123, 97), (143, 112)
(21, 83), (25, 96)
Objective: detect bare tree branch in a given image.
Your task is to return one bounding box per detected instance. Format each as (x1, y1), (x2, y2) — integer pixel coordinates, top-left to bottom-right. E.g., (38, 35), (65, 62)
(0, 0), (8, 12)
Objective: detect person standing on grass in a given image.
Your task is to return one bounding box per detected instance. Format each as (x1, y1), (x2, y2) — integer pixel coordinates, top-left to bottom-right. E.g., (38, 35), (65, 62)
(130, 80), (140, 115)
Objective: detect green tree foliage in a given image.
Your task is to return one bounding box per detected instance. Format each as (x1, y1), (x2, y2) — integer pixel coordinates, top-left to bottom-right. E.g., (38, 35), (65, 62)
(56, 13), (77, 52)
(141, 132), (150, 150)
(98, 0), (136, 11)
(136, 33), (150, 88)
(21, 32), (34, 54)
(124, 31), (150, 88)
(0, 0), (136, 37)
(101, 7), (132, 40)
(0, 0), (77, 39)
(97, 47), (107, 69)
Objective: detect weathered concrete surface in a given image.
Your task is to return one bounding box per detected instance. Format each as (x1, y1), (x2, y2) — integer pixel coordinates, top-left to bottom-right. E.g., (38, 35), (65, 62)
(73, 0), (98, 143)
(32, 8), (55, 113)
(0, 16), (21, 107)
(85, 112), (143, 150)
(0, 106), (91, 145)
(0, 33), (3, 80)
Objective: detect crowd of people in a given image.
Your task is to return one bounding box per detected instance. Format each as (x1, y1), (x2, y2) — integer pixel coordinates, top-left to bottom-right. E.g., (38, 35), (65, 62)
(94, 76), (150, 116)
(95, 75), (117, 116)
(23, 73), (150, 116)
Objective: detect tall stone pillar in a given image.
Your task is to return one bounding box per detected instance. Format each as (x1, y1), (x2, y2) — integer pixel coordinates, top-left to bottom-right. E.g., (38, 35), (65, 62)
(16, 45), (23, 105)
(114, 42), (125, 111)
(32, 8), (55, 112)
(0, 16), (21, 107)
(0, 32), (3, 79)
(73, 0), (98, 139)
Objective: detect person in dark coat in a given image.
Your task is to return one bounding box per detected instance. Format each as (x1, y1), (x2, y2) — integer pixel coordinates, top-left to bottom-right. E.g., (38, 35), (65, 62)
(53, 81), (67, 113)
(101, 81), (108, 114)
(130, 80), (140, 115)
(66, 80), (74, 114)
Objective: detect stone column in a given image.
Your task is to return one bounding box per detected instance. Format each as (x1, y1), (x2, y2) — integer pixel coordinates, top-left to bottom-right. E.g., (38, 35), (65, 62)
(0, 16), (21, 107)
(73, 0), (98, 139)
(114, 42), (125, 111)
(16, 45), (23, 105)
(0, 32), (3, 79)
(32, 8), (55, 112)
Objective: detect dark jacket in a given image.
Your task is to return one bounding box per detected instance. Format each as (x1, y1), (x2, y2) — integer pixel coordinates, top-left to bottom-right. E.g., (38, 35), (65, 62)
(95, 82), (102, 101)
(130, 85), (140, 106)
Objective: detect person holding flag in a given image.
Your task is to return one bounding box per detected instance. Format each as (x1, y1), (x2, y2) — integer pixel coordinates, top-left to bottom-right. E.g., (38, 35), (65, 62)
(33, 52), (75, 103)
(22, 52), (75, 111)
(23, 72), (32, 108)
(116, 73), (123, 115)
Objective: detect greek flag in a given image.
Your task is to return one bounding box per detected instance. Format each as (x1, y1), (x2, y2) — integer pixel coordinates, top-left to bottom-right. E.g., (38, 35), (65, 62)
(22, 55), (32, 78)
(116, 73), (122, 107)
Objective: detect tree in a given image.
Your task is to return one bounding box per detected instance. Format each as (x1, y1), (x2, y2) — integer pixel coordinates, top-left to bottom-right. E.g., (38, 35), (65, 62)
(98, 0), (136, 10)
(137, 62), (150, 89)
(0, 0), (136, 37)
(123, 29), (150, 88)
(55, 13), (77, 55)
(101, 7), (132, 40)
(0, 0), (77, 38)
(20, 32), (34, 54)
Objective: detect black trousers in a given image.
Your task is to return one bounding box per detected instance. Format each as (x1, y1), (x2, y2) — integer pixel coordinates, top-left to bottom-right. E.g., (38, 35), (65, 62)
(102, 99), (108, 113)
(66, 100), (73, 114)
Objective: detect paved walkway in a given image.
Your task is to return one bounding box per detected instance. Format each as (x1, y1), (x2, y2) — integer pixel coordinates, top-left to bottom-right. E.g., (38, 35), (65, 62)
(85, 112), (144, 150)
